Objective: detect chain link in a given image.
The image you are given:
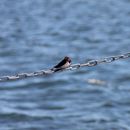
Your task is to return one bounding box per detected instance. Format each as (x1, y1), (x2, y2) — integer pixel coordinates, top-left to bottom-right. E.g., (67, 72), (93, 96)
(0, 52), (130, 82)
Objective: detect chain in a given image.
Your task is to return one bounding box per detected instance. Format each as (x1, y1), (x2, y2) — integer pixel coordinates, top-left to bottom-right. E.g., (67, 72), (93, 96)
(0, 52), (130, 82)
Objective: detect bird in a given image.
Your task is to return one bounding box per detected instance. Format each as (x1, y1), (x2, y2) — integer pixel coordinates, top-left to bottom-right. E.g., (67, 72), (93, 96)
(51, 56), (71, 72)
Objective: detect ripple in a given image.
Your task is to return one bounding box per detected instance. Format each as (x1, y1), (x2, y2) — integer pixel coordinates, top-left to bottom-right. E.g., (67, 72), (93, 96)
(0, 112), (54, 121)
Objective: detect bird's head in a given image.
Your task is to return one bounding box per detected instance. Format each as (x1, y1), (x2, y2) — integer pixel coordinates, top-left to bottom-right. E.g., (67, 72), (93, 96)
(64, 56), (71, 63)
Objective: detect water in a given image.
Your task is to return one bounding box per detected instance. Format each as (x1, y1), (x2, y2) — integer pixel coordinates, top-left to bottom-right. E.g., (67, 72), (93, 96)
(0, 0), (130, 130)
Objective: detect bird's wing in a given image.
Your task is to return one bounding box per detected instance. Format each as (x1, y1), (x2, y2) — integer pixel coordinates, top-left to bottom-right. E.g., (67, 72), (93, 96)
(53, 59), (66, 68)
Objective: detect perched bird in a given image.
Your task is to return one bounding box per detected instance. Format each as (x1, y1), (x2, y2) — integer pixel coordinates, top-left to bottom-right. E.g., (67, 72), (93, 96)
(51, 56), (71, 72)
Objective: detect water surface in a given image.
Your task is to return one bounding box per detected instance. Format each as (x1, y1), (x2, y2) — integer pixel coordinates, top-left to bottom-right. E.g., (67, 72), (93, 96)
(0, 0), (130, 130)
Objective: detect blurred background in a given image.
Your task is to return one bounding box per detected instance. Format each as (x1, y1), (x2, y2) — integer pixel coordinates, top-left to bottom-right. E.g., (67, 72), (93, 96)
(0, 0), (130, 130)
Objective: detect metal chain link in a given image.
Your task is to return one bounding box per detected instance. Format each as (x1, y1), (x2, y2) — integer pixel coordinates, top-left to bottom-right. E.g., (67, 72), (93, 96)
(0, 52), (130, 82)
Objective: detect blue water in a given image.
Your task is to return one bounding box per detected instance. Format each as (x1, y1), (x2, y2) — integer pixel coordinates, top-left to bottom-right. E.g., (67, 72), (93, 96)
(0, 0), (130, 130)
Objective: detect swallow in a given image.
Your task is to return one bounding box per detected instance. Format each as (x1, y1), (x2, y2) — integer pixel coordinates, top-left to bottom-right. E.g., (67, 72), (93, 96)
(51, 56), (71, 72)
